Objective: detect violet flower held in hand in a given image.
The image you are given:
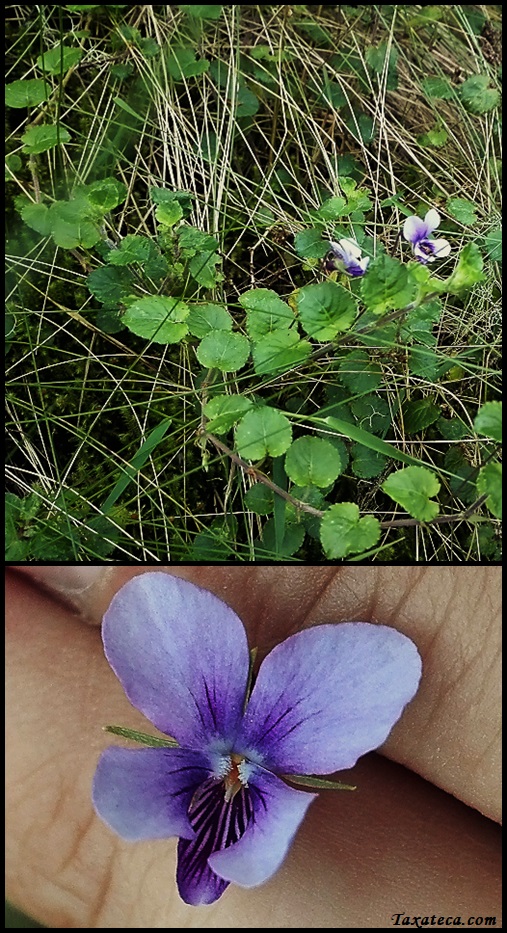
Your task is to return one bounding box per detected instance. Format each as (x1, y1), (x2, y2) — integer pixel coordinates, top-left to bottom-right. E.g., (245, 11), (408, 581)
(403, 208), (451, 264)
(324, 237), (370, 276)
(92, 573), (422, 907)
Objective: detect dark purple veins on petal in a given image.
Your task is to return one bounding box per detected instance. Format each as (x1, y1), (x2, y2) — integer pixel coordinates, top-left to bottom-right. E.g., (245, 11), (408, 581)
(176, 777), (255, 905)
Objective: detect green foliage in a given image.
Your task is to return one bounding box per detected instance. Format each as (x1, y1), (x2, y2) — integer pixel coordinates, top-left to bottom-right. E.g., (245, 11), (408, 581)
(477, 463), (502, 518)
(320, 502), (381, 558)
(338, 350), (382, 393)
(361, 253), (416, 315)
(179, 5), (223, 19)
(21, 124), (71, 153)
(252, 329), (311, 376)
(87, 265), (135, 307)
(402, 398), (440, 434)
(36, 44), (83, 74)
(196, 330), (250, 371)
(100, 419), (173, 514)
(418, 125), (448, 148)
(187, 303), (233, 337)
(366, 41), (398, 90)
(382, 466), (441, 521)
(295, 281), (356, 340)
(421, 76), (454, 100)
(484, 227), (501, 262)
(284, 436), (343, 488)
(203, 395), (253, 435)
(235, 407), (292, 460)
(294, 228), (328, 259)
(474, 401), (501, 442)
(443, 242), (484, 294)
(5, 78), (49, 107)
(241, 288), (295, 338)
(459, 74), (500, 114)
(446, 198), (478, 225)
(122, 296), (190, 343)
(244, 483), (274, 515)
(259, 517), (306, 558)
(167, 46), (209, 80)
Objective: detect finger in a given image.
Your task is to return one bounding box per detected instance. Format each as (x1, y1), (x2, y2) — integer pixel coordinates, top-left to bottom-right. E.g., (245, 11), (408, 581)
(6, 571), (501, 927)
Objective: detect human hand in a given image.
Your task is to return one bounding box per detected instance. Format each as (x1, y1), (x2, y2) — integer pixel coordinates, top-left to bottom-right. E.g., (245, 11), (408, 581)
(6, 566), (501, 928)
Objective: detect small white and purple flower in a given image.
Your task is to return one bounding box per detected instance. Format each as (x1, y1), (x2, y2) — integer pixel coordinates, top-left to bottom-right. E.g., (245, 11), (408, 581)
(403, 208), (451, 264)
(323, 237), (370, 276)
(92, 573), (422, 906)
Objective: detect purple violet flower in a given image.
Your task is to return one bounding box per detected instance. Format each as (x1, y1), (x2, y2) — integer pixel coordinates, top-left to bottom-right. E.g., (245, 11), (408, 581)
(324, 237), (370, 276)
(403, 208), (451, 264)
(92, 573), (422, 907)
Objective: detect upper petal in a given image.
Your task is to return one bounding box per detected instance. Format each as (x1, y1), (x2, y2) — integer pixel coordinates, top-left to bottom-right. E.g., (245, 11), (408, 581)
(102, 573), (250, 747)
(424, 209), (441, 233)
(208, 767), (315, 887)
(337, 238), (362, 260)
(92, 745), (210, 841)
(238, 622), (422, 774)
(403, 215), (428, 244)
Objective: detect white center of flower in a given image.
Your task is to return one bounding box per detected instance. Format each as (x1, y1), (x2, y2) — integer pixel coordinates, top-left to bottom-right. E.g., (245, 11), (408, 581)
(223, 753), (249, 803)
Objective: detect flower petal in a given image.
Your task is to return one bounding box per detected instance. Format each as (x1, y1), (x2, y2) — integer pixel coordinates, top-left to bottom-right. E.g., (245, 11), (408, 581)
(430, 238), (451, 258)
(403, 215), (428, 244)
(239, 622), (422, 774)
(424, 209), (441, 233)
(92, 746), (210, 841)
(208, 768), (315, 887)
(177, 837), (230, 906)
(176, 776), (254, 905)
(337, 238), (362, 260)
(102, 573), (250, 747)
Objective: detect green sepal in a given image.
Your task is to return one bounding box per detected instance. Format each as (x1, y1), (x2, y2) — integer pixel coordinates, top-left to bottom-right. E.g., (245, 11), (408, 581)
(104, 724), (179, 748)
(284, 773), (357, 791)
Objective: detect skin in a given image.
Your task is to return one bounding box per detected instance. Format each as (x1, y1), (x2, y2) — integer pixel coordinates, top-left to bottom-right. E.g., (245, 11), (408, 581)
(6, 566), (501, 928)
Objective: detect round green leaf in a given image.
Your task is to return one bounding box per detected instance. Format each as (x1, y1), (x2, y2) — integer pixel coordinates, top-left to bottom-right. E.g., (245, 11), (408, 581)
(86, 266), (135, 307)
(235, 407), (292, 460)
(320, 502), (381, 558)
(244, 483), (274, 515)
(252, 329), (311, 375)
(351, 445), (388, 479)
(460, 74), (500, 114)
(474, 401), (502, 442)
(123, 296), (189, 344)
(21, 124), (71, 154)
(85, 177), (128, 211)
(36, 44), (83, 74)
(240, 288), (295, 338)
(5, 78), (49, 108)
(20, 202), (52, 236)
(338, 350), (382, 393)
(421, 76), (454, 100)
(296, 281), (356, 340)
(484, 227), (501, 262)
(382, 465), (440, 521)
(108, 234), (152, 265)
(196, 330), (250, 371)
(203, 394), (253, 435)
(187, 303), (233, 338)
(477, 462), (502, 519)
(285, 436), (343, 488)
(361, 253), (417, 315)
(447, 198), (478, 226)
(258, 518), (305, 558)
